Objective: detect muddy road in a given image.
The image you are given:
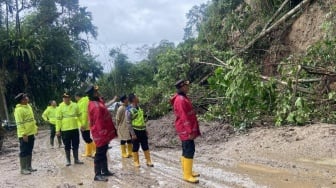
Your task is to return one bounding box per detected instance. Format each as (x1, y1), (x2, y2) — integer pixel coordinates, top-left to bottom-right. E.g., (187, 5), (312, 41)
(1, 120), (336, 188)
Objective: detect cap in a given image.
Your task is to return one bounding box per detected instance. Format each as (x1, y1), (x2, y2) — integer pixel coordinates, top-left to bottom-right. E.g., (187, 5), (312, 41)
(63, 93), (70, 98)
(119, 95), (127, 102)
(74, 92), (83, 97)
(15, 93), (27, 102)
(85, 85), (99, 94)
(174, 79), (190, 89)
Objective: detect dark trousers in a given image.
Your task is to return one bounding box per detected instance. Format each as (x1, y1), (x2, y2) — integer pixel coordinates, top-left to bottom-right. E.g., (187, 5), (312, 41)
(49, 123), (61, 145)
(19, 135), (35, 157)
(50, 124), (56, 139)
(120, 140), (132, 145)
(81, 130), (93, 144)
(61, 129), (80, 151)
(132, 129), (149, 152)
(182, 140), (195, 159)
(94, 144), (108, 165)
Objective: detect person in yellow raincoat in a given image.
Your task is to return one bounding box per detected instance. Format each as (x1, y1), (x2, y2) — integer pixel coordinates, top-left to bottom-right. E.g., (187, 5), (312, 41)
(75, 92), (96, 157)
(42, 100), (62, 148)
(14, 93), (38, 175)
(56, 93), (84, 166)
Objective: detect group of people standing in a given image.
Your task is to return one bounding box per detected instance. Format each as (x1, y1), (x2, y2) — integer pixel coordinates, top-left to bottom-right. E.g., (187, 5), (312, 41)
(14, 79), (201, 183)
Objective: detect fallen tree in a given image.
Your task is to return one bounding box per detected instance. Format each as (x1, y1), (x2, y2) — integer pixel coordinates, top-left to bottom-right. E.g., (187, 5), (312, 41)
(237, 0), (313, 55)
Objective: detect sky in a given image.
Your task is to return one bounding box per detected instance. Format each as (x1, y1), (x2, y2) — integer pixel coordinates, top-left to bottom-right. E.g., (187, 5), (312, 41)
(79, 0), (208, 71)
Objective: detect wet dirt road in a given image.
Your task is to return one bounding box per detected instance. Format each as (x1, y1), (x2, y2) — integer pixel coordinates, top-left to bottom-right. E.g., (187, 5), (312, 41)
(1, 123), (336, 188)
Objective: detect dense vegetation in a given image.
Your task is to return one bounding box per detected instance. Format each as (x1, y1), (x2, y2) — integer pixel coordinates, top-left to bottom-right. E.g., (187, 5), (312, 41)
(0, 0), (102, 121)
(1, 0), (336, 128)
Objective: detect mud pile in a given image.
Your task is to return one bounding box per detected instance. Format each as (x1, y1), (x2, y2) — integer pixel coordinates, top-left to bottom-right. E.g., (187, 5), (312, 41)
(147, 112), (235, 149)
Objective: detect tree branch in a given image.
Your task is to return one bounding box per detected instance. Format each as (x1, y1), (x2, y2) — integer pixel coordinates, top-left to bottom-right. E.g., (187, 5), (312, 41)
(262, 0), (291, 31)
(198, 60), (314, 94)
(237, 0), (312, 55)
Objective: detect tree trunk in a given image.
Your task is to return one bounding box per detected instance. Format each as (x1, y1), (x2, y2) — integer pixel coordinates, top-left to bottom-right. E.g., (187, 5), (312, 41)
(5, 1), (9, 36)
(15, 0), (21, 35)
(237, 0), (312, 55)
(0, 68), (9, 121)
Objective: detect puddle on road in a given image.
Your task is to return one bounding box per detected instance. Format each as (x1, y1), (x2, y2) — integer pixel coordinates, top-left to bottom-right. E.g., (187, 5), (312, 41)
(106, 141), (333, 188)
(107, 140), (264, 188)
(238, 163), (286, 174)
(235, 162), (326, 188)
(196, 163), (266, 188)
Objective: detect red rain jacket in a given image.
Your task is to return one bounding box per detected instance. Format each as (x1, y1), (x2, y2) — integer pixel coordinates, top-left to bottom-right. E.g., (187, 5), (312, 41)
(171, 93), (201, 141)
(88, 98), (117, 147)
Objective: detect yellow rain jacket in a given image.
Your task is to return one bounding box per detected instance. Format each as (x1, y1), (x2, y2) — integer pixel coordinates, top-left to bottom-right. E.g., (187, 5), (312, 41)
(77, 96), (89, 131)
(14, 104), (38, 138)
(56, 101), (81, 132)
(42, 106), (57, 125)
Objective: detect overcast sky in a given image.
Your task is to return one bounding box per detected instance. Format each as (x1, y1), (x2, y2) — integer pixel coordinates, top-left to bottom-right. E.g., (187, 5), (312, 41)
(79, 0), (208, 71)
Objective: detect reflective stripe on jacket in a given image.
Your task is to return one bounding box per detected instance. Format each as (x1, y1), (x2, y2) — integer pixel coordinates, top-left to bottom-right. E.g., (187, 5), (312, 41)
(14, 104), (38, 138)
(130, 107), (146, 130)
(56, 101), (81, 132)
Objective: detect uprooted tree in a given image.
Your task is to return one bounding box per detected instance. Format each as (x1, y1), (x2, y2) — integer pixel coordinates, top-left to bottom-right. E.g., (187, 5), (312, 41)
(195, 0), (336, 128)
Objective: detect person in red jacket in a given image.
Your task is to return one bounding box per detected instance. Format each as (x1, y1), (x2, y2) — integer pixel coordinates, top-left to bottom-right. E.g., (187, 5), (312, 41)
(85, 85), (117, 182)
(170, 79), (201, 184)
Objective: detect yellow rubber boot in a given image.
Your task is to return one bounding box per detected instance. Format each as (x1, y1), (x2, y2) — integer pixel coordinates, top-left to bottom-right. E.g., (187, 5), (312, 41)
(180, 157), (184, 174)
(127, 144), (133, 157)
(91, 142), (96, 157)
(144, 150), (154, 167)
(133, 152), (140, 167)
(183, 158), (199, 183)
(81, 143), (91, 157)
(181, 156), (200, 177)
(121, 145), (129, 158)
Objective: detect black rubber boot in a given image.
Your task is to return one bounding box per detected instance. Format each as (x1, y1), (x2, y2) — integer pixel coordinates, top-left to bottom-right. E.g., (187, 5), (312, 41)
(101, 160), (114, 176)
(57, 136), (62, 148)
(73, 150), (84, 164)
(65, 150), (71, 166)
(94, 163), (108, 182)
(27, 155), (37, 172)
(50, 137), (54, 148)
(20, 157), (31, 175)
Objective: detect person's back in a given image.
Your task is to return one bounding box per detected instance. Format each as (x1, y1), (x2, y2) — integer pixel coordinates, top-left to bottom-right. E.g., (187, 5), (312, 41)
(88, 98), (116, 146)
(77, 96), (89, 129)
(86, 85), (117, 181)
(116, 104), (127, 129)
(116, 95), (132, 158)
(76, 93), (96, 158)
